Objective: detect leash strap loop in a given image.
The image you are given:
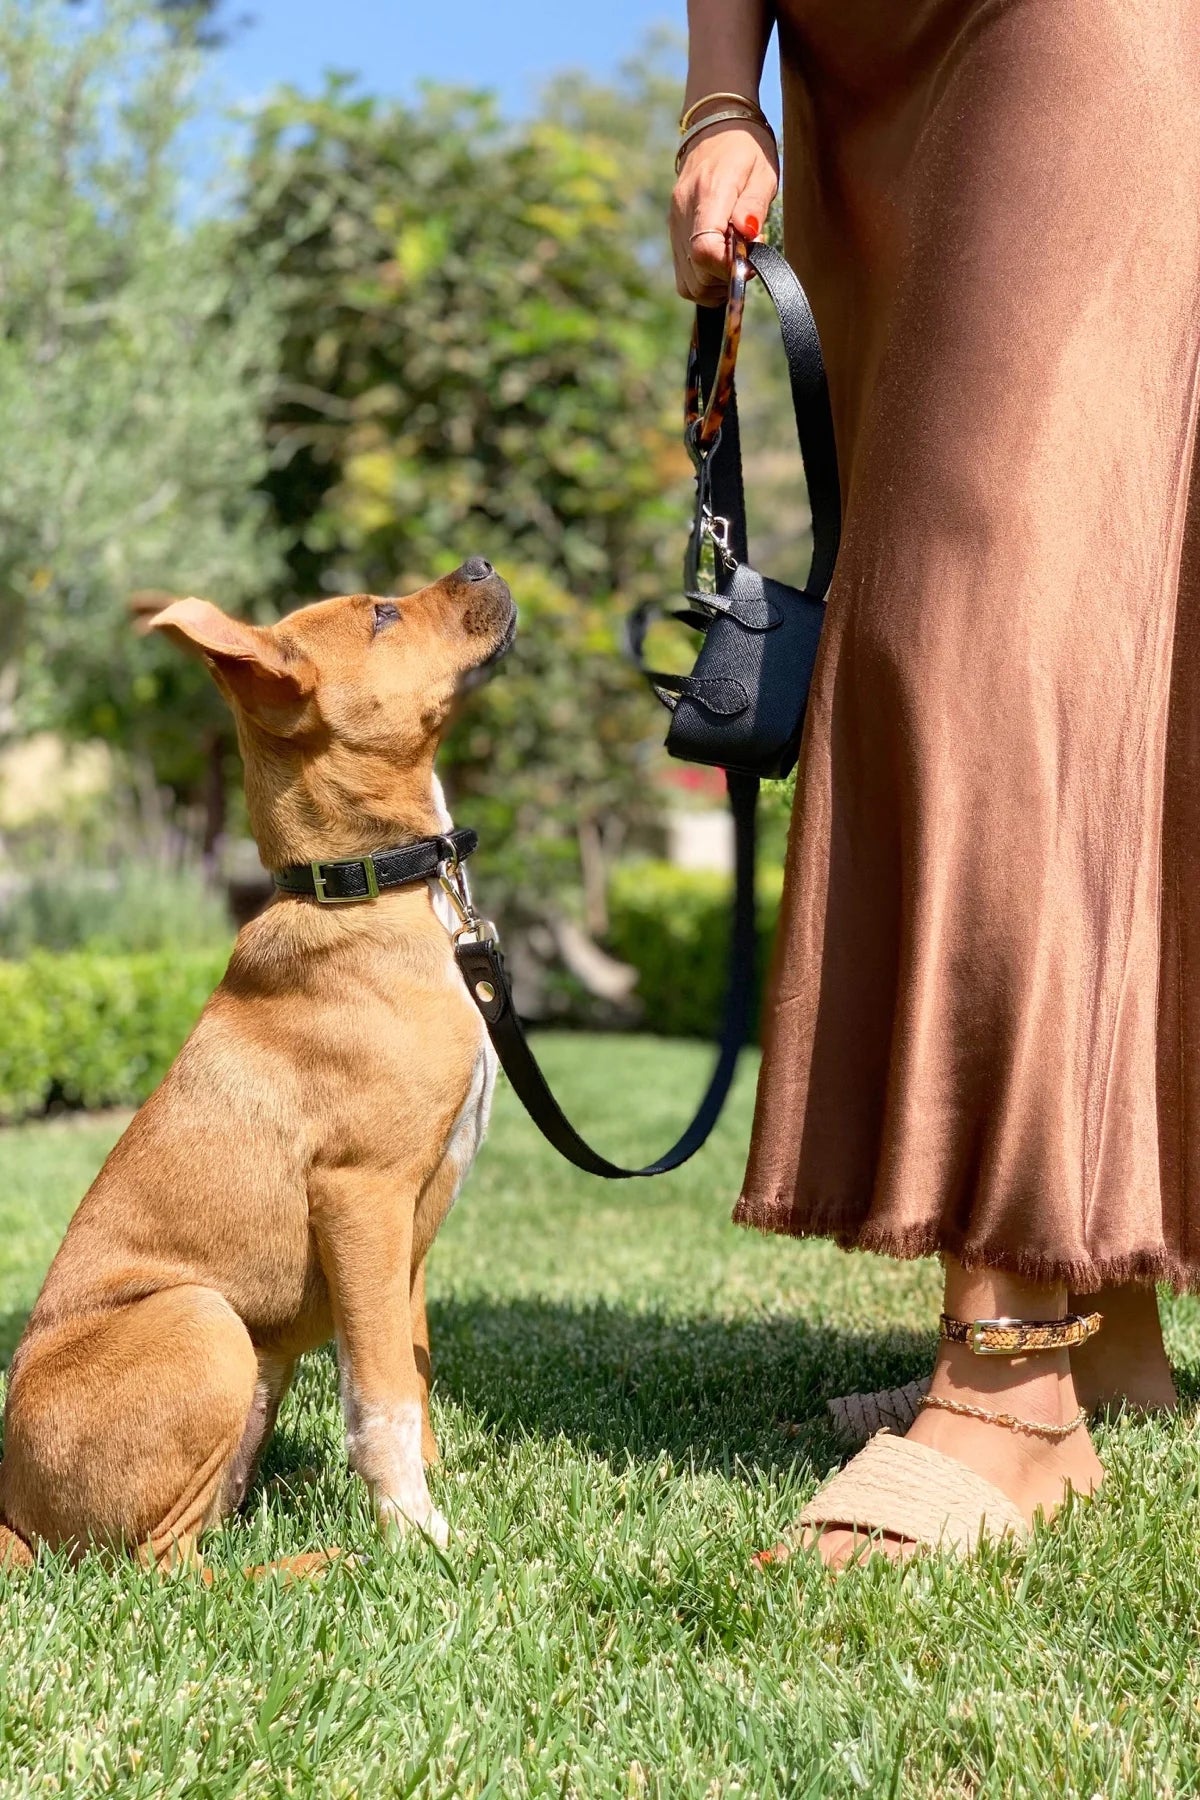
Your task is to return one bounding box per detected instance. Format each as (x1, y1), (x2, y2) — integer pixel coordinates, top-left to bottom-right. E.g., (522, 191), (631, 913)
(456, 772), (759, 1178)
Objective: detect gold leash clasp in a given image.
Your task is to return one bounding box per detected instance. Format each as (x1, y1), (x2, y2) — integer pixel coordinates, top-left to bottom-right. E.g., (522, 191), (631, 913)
(435, 838), (499, 946)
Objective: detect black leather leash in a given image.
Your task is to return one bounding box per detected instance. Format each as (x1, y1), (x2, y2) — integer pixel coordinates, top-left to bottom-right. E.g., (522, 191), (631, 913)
(454, 772), (758, 1177)
(272, 243), (839, 1181)
(741, 242), (840, 600)
(628, 240), (840, 774)
(449, 239), (840, 1179)
(270, 806), (756, 1178)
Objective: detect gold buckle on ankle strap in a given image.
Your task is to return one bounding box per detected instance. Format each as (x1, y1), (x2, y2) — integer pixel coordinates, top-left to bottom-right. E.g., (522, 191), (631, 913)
(940, 1312), (1103, 1357)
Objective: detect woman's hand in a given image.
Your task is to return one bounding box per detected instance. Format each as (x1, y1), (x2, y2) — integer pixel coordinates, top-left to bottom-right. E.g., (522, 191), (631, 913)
(669, 123), (779, 305)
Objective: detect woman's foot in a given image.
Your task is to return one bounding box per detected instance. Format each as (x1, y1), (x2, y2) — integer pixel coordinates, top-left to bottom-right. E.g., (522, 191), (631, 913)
(1068, 1283), (1177, 1414)
(793, 1264), (1106, 1570)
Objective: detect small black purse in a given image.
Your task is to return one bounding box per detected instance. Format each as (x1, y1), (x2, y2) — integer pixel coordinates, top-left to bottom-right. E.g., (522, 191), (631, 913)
(456, 234), (841, 1177)
(630, 234), (841, 779)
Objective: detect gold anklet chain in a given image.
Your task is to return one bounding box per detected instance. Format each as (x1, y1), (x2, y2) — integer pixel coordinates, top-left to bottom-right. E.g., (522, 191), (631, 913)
(919, 1393), (1088, 1440)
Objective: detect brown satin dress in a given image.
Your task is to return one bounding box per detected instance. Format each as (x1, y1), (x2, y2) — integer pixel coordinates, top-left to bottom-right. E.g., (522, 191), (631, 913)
(735, 0), (1200, 1289)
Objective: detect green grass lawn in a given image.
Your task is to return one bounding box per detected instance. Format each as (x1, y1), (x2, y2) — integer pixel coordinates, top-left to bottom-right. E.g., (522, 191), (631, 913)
(3, 1036), (1200, 1798)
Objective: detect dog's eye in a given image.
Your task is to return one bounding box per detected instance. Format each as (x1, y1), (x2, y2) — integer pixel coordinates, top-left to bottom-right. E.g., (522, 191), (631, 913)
(372, 602), (402, 636)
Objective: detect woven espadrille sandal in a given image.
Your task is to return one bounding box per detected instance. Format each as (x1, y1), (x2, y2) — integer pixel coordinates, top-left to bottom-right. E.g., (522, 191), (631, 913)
(781, 1431), (1029, 1560)
(827, 1378), (931, 1448)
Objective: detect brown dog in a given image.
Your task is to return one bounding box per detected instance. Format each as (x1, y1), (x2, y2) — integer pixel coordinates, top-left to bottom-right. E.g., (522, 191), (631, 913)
(0, 560), (514, 1565)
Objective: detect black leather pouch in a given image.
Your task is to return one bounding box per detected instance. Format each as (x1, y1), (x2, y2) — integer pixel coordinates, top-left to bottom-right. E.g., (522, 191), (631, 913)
(633, 238), (840, 781)
(665, 563), (825, 779)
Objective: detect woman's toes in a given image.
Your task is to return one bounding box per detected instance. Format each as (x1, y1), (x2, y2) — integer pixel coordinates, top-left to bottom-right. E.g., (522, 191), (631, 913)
(816, 1527), (914, 1568)
(751, 1525), (915, 1570)
(803, 1524), (914, 1568)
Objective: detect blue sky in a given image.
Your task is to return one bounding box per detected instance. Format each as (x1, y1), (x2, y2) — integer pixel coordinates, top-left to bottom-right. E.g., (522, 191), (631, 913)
(212, 0), (782, 123)
(216, 1), (684, 112)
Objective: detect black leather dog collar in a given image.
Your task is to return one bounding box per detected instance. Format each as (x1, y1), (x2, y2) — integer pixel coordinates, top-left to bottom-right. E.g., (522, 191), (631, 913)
(273, 827), (478, 904)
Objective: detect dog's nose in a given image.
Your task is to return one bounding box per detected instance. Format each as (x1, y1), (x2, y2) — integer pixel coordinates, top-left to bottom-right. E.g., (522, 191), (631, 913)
(457, 557), (494, 582)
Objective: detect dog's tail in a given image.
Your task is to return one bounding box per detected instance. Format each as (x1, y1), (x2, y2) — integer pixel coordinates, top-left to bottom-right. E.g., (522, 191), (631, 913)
(0, 1505), (34, 1570)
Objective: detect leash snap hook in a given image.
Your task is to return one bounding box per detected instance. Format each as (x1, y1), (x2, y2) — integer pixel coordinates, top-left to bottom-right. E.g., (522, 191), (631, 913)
(703, 508), (736, 570)
(436, 836), (499, 947)
(436, 839), (471, 924)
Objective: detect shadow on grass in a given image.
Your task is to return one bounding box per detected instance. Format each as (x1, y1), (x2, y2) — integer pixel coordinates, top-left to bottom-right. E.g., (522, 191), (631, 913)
(3, 1293), (934, 1482)
(249, 1302), (935, 1509)
(10, 1286), (1197, 1517)
(1173, 1367), (1200, 1409)
(426, 1296), (935, 1477)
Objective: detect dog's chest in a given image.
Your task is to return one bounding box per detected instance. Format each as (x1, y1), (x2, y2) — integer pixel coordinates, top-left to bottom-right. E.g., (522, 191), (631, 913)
(425, 878), (496, 1179)
(427, 778), (496, 1195)
(446, 1035), (497, 1191)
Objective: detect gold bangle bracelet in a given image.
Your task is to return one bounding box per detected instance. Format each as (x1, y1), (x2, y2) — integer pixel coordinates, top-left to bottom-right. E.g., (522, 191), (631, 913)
(679, 90), (767, 132)
(675, 109), (776, 176)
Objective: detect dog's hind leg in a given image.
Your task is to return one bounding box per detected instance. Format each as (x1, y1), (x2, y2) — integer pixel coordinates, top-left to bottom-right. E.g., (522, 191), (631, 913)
(223, 1353), (296, 1513)
(1, 1284), (258, 1566)
(0, 1518), (34, 1569)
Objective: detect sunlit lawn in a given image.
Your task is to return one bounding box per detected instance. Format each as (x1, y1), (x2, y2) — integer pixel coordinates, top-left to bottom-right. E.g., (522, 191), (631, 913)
(3, 1036), (1200, 1798)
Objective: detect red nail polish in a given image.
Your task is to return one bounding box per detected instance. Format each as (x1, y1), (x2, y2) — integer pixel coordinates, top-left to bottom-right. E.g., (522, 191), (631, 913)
(744, 215), (760, 235)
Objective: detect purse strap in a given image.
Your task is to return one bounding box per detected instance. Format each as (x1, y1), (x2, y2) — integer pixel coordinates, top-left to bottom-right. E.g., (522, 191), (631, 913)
(739, 240), (840, 598)
(453, 241), (839, 1179)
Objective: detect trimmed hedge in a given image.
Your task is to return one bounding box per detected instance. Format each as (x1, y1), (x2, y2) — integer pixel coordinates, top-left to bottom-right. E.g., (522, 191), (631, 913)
(607, 860), (783, 1040)
(0, 863), (784, 1122)
(0, 948), (228, 1124)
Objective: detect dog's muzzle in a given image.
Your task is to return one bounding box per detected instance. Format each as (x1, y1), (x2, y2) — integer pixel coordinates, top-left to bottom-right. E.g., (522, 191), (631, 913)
(456, 557), (516, 670)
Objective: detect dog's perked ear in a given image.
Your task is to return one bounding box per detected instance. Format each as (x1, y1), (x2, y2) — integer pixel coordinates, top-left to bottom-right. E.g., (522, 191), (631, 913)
(147, 597), (316, 730)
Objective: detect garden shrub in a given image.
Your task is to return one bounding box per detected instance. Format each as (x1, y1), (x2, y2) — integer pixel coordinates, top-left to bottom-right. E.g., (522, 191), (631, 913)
(0, 860), (233, 959)
(607, 861), (783, 1040)
(0, 948), (227, 1124)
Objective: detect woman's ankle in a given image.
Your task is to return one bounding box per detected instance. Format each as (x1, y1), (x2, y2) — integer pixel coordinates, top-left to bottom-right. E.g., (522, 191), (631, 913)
(904, 1260), (1104, 1519)
(800, 1263), (1105, 1567)
(1068, 1282), (1176, 1412)
(931, 1260), (1080, 1421)
(923, 1341), (1080, 1427)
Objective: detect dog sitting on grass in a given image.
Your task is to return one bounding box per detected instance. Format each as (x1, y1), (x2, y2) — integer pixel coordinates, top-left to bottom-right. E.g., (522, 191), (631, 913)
(0, 560), (514, 1568)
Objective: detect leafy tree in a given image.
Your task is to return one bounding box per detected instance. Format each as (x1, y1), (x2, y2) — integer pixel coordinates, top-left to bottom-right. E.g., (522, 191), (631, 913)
(0, 0), (281, 843)
(238, 63), (694, 913)
(1, 9), (802, 929)
(240, 66), (686, 603)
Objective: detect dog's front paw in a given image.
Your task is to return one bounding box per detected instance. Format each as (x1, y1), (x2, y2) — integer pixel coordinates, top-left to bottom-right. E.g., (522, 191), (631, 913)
(376, 1492), (451, 1549)
(347, 1402), (450, 1547)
